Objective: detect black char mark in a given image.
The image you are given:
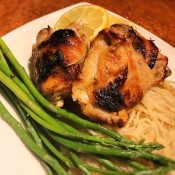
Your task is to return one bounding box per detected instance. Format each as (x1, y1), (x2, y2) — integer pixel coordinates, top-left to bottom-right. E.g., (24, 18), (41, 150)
(93, 67), (128, 112)
(38, 29), (76, 48)
(36, 49), (66, 83)
(109, 24), (158, 69)
(117, 119), (125, 128)
(147, 39), (159, 68)
(36, 29), (76, 83)
(131, 30), (159, 69)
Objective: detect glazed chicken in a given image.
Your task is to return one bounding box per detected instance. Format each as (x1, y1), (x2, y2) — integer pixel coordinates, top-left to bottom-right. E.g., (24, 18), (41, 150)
(32, 22), (89, 107)
(72, 24), (171, 127)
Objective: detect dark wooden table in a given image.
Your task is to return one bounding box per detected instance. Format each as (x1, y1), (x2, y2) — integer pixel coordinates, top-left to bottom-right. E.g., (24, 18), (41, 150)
(1, 0), (175, 47)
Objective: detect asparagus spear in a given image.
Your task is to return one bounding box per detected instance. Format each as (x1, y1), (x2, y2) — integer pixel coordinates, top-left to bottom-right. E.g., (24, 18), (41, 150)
(0, 83), (43, 147)
(0, 81), (76, 169)
(47, 129), (174, 166)
(70, 153), (175, 175)
(70, 152), (123, 175)
(0, 101), (67, 175)
(37, 126), (74, 167)
(70, 152), (91, 175)
(0, 61), (34, 101)
(0, 84), (55, 175)
(96, 157), (123, 171)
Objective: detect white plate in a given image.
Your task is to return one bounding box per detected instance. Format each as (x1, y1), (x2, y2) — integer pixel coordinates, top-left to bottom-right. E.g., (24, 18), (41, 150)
(0, 2), (175, 175)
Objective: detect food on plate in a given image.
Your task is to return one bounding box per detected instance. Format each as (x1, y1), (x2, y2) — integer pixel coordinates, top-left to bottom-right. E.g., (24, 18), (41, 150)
(72, 24), (171, 126)
(32, 22), (89, 107)
(1, 4), (175, 175)
(54, 5), (109, 42)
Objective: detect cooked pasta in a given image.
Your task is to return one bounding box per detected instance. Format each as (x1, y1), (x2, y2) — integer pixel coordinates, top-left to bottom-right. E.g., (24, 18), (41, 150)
(115, 80), (175, 160)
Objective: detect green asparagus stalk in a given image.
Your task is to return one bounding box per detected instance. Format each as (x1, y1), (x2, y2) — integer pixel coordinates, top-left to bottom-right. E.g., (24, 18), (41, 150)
(69, 153), (175, 175)
(70, 152), (91, 175)
(37, 126), (74, 167)
(96, 156), (123, 171)
(0, 61), (35, 101)
(78, 162), (175, 175)
(70, 153), (125, 175)
(0, 49), (9, 68)
(127, 161), (148, 171)
(0, 82), (72, 171)
(0, 101), (67, 175)
(70, 153), (122, 175)
(47, 131), (175, 174)
(47, 130), (174, 166)
(0, 83), (54, 175)
(37, 123), (148, 174)
(0, 83), (42, 146)
(84, 165), (175, 175)
(96, 156), (149, 171)
(133, 164), (175, 175)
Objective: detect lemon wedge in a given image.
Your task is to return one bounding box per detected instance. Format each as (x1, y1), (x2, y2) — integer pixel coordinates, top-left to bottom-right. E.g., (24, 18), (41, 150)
(54, 5), (109, 42)
(108, 14), (137, 29)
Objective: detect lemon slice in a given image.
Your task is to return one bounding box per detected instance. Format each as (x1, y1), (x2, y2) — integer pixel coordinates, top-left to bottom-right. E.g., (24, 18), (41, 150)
(108, 14), (137, 29)
(54, 5), (109, 42)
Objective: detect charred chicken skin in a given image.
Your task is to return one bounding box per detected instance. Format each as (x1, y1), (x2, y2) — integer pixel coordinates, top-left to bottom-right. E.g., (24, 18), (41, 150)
(32, 22), (89, 107)
(72, 24), (171, 127)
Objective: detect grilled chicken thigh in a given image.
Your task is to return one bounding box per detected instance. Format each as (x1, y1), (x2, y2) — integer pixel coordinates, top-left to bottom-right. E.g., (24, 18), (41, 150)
(72, 24), (171, 127)
(32, 22), (89, 107)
